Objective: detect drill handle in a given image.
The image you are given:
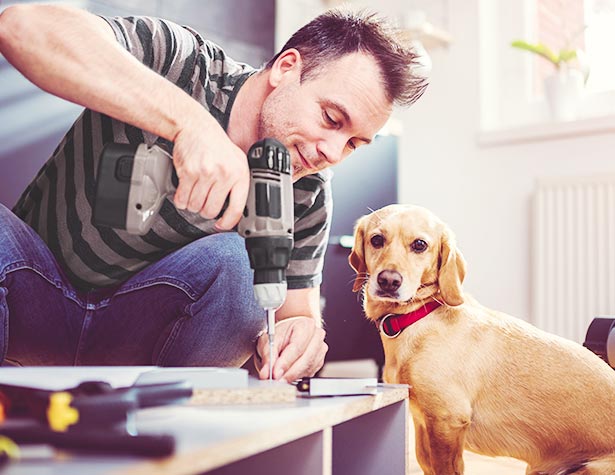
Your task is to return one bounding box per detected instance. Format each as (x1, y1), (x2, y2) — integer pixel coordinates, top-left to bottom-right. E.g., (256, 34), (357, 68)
(238, 138), (294, 240)
(93, 143), (176, 235)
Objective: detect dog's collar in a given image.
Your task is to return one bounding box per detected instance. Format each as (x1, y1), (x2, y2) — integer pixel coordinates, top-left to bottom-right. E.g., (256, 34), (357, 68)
(377, 300), (442, 338)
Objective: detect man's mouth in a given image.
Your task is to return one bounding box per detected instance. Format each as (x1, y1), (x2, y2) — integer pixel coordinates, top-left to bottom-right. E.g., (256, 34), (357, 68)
(295, 146), (312, 170)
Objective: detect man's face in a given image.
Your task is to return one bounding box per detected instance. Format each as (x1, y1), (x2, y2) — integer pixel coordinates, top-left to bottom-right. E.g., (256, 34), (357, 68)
(258, 51), (392, 181)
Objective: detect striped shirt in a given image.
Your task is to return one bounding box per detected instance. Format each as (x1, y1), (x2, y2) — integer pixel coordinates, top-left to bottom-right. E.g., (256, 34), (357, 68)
(13, 16), (332, 291)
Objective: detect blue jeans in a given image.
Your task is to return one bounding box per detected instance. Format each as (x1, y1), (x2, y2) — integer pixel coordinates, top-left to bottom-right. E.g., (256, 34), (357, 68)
(0, 204), (265, 366)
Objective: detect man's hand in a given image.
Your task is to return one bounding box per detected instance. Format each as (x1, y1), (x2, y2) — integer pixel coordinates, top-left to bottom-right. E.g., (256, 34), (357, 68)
(255, 316), (328, 382)
(171, 109), (250, 230)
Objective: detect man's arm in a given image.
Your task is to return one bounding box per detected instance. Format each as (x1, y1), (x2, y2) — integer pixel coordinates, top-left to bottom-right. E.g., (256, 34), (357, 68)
(0, 4), (248, 228)
(276, 288), (321, 324)
(0, 4), (191, 143)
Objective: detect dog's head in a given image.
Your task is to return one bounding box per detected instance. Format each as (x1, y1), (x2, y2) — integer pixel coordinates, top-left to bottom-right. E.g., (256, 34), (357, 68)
(349, 204), (466, 319)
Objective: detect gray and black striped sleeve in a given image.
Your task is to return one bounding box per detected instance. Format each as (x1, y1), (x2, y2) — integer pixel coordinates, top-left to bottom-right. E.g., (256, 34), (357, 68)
(287, 173), (333, 289)
(100, 16), (199, 88)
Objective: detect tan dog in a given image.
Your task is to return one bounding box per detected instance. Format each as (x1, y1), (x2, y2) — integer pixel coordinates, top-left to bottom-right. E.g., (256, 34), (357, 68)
(349, 204), (615, 475)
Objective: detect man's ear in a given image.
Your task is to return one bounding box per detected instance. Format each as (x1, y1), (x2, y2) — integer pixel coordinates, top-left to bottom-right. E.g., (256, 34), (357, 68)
(438, 228), (466, 306)
(349, 217), (368, 292)
(269, 48), (302, 87)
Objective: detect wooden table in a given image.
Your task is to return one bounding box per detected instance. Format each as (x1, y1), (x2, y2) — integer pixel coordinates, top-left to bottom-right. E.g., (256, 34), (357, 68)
(4, 385), (409, 475)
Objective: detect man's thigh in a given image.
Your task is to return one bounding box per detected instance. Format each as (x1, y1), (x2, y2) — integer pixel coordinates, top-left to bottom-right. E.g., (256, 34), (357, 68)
(3, 270), (85, 365)
(0, 202), (263, 367)
(0, 204), (84, 365)
(77, 233), (265, 366)
(74, 282), (191, 365)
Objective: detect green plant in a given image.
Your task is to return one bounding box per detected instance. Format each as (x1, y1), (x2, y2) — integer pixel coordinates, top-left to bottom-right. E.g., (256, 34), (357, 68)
(510, 40), (577, 69)
(511, 20), (589, 77)
(511, 36), (590, 84)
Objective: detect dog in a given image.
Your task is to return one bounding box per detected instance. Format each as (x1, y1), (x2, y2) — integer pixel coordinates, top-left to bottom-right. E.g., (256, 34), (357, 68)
(349, 204), (615, 475)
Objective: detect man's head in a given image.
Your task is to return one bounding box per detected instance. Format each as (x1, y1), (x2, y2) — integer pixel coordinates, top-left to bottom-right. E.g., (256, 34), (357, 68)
(265, 7), (427, 107)
(258, 8), (427, 181)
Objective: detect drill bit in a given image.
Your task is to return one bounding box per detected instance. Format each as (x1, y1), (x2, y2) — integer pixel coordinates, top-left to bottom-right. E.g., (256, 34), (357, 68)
(267, 308), (276, 380)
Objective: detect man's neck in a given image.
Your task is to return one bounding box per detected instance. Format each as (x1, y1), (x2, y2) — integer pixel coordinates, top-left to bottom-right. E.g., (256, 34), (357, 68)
(227, 70), (270, 153)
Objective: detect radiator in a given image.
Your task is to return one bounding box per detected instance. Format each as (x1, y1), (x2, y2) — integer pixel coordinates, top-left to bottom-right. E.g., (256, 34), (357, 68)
(532, 175), (615, 343)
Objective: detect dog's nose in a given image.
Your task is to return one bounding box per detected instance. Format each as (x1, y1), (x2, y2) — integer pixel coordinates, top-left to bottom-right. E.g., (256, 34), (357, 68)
(377, 270), (403, 292)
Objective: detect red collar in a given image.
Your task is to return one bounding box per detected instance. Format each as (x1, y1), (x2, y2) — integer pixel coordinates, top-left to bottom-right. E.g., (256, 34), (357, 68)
(378, 300), (442, 338)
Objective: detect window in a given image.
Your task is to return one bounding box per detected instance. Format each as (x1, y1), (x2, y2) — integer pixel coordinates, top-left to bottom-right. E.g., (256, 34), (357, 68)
(584, 0), (615, 93)
(479, 0), (615, 132)
(533, 0), (586, 98)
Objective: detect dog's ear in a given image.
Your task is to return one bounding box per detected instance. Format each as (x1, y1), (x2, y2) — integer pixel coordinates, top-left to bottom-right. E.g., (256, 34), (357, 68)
(349, 216), (368, 292)
(438, 228), (466, 306)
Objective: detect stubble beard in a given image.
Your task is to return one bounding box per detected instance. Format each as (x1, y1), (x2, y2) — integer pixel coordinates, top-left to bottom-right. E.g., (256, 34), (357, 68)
(257, 107), (306, 181)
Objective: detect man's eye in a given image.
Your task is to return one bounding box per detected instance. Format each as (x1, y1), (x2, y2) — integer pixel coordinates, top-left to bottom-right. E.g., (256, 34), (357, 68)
(411, 239), (428, 253)
(323, 110), (338, 127)
(370, 234), (384, 248)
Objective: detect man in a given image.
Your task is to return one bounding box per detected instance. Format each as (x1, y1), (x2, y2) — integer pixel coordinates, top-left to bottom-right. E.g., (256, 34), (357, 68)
(0, 4), (427, 381)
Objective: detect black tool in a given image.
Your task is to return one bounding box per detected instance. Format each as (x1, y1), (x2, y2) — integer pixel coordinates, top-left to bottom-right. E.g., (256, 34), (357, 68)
(0, 421), (176, 457)
(584, 317), (615, 367)
(0, 380), (193, 457)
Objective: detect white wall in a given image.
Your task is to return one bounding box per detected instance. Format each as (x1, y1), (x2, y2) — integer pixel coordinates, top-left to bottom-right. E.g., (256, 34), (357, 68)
(275, 0), (615, 328)
(396, 0), (615, 324)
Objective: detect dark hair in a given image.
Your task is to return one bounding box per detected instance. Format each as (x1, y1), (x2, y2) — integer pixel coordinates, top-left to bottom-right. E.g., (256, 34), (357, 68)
(264, 7), (428, 107)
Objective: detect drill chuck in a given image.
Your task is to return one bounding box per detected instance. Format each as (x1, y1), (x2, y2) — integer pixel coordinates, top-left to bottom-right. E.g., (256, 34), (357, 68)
(245, 235), (292, 310)
(253, 284), (288, 311)
(244, 236), (293, 284)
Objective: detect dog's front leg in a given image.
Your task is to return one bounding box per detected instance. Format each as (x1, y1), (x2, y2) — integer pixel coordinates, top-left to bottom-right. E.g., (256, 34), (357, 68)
(425, 418), (469, 474)
(415, 421), (434, 474)
(423, 405), (471, 475)
(410, 404), (435, 474)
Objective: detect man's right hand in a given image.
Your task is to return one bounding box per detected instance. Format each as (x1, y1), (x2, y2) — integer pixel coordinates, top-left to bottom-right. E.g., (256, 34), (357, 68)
(172, 115), (250, 230)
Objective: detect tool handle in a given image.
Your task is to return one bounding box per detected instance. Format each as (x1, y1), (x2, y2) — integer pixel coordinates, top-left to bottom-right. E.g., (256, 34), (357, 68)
(131, 381), (193, 408)
(47, 431), (176, 457)
(0, 425), (175, 457)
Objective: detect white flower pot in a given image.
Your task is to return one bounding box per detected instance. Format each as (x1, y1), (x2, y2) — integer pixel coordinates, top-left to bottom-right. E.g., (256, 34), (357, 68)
(544, 68), (584, 121)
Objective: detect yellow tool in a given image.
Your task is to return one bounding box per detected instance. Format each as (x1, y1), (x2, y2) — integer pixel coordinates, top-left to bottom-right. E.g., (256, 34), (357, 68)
(47, 392), (79, 432)
(0, 435), (20, 464)
(0, 381), (192, 457)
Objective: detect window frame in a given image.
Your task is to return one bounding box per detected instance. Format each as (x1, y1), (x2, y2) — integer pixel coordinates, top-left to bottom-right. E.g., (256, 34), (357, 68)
(479, 0), (615, 135)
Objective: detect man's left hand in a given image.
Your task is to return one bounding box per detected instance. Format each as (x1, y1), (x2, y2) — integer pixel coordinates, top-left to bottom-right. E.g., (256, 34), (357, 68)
(255, 316), (327, 382)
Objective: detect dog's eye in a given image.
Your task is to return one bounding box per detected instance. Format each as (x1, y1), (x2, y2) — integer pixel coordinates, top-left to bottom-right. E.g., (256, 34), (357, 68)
(411, 239), (428, 253)
(370, 234), (384, 248)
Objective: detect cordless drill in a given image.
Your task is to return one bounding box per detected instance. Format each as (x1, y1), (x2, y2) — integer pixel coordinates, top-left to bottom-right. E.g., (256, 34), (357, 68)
(92, 138), (294, 379)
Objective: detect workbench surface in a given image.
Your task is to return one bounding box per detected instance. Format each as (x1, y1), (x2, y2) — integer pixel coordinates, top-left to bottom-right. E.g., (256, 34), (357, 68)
(4, 384), (410, 475)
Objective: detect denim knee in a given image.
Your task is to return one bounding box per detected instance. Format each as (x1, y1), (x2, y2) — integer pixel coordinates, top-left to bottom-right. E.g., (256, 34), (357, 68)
(0, 203), (29, 273)
(0, 203), (66, 289)
(0, 287), (8, 362)
(151, 233), (266, 366)
(187, 233), (264, 330)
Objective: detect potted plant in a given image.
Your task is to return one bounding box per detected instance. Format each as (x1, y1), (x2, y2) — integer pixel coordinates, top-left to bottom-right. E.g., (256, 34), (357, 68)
(511, 39), (589, 121)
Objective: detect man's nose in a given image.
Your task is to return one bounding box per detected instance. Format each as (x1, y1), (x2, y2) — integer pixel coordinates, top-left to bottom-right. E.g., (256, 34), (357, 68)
(318, 135), (348, 165)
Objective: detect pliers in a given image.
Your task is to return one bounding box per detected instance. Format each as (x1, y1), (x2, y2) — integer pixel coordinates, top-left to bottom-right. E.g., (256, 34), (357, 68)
(0, 380), (193, 457)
